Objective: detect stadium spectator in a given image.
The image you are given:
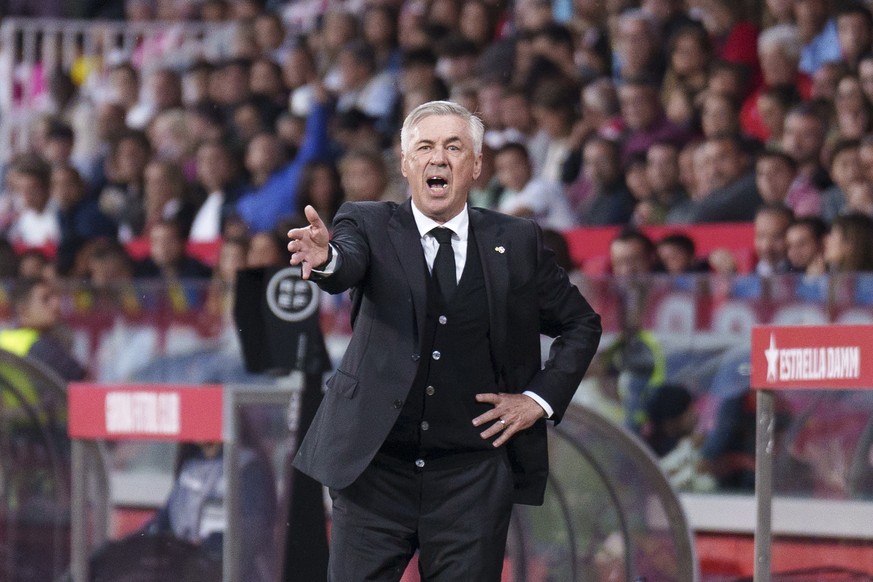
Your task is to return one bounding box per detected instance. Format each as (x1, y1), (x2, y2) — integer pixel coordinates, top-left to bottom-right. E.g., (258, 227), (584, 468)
(189, 140), (244, 243)
(837, 5), (873, 72)
(755, 86), (800, 146)
(246, 230), (288, 268)
(338, 148), (400, 203)
(625, 150), (651, 200)
(698, 0), (760, 83)
(493, 142), (574, 230)
(7, 156), (60, 247)
(458, 0), (499, 50)
(824, 212), (873, 272)
(212, 58), (252, 117)
(656, 233), (708, 275)
(578, 77), (623, 144)
(610, 228), (658, 277)
(574, 136), (635, 226)
(794, 0), (841, 76)
(253, 11), (289, 63)
(80, 102), (128, 191)
(754, 204), (794, 276)
(699, 91), (742, 140)
(439, 34), (482, 90)
(613, 9), (664, 83)
(661, 24), (712, 108)
(127, 68), (183, 130)
(845, 180), (873, 216)
(644, 383), (717, 492)
(640, 141), (688, 224)
(134, 219), (212, 280)
(52, 165), (117, 275)
(293, 160), (344, 227)
(785, 216), (828, 274)
(741, 25), (809, 142)
(607, 229), (665, 431)
(810, 60), (848, 101)
(42, 118), (76, 168)
(0, 277), (86, 381)
(821, 139), (862, 221)
(235, 89), (331, 233)
(755, 148), (799, 208)
(618, 78), (690, 162)
(249, 57), (289, 113)
(832, 73), (872, 139)
(335, 40), (398, 131)
(98, 129), (152, 241)
(781, 103), (828, 215)
(528, 79), (579, 183)
(143, 436), (277, 582)
(688, 134), (762, 223)
(319, 10), (362, 91)
(142, 159), (196, 237)
(488, 85), (535, 149)
(284, 44), (319, 118)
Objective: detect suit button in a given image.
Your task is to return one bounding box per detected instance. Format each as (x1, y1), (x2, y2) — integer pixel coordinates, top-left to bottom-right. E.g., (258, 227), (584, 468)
(432, 350), (441, 360)
(393, 400), (403, 409)
(411, 354), (420, 362)
(438, 315), (447, 324)
(420, 421), (429, 431)
(426, 385), (435, 396)
(415, 459), (425, 468)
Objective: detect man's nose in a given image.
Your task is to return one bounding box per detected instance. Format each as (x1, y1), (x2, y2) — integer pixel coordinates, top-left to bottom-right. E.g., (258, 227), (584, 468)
(429, 147), (447, 165)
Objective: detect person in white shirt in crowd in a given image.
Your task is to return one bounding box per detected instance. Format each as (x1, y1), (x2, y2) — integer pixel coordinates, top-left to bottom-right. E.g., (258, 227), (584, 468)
(494, 141), (575, 231)
(7, 156), (60, 247)
(335, 40), (398, 131)
(189, 140), (243, 243)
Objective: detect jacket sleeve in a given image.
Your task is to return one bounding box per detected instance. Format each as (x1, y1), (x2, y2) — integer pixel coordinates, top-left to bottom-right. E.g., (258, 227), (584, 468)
(525, 222), (602, 423)
(313, 202), (373, 295)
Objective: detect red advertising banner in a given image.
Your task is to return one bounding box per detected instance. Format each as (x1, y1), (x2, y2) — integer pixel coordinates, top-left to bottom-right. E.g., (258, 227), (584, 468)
(751, 325), (873, 390)
(68, 383), (224, 441)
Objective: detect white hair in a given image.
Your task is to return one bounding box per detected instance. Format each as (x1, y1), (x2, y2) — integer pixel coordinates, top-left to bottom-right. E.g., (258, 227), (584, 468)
(399, 100), (484, 156)
(758, 24), (802, 62)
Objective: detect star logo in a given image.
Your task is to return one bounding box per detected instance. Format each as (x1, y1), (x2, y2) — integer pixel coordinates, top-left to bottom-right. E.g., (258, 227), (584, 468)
(765, 334), (779, 382)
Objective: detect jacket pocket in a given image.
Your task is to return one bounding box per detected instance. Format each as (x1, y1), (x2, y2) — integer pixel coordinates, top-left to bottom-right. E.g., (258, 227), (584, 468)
(327, 369), (358, 399)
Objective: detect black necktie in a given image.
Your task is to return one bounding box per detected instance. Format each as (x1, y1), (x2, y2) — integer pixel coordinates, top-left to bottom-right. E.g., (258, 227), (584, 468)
(430, 227), (457, 300)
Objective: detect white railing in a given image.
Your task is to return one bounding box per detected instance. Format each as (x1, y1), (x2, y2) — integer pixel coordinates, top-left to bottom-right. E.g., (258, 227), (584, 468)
(0, 17), (236, 158)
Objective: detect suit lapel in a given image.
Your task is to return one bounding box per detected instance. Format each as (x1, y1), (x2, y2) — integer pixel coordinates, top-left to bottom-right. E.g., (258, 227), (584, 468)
(388, 199), (427, 343)
(470, 208), (508, 373)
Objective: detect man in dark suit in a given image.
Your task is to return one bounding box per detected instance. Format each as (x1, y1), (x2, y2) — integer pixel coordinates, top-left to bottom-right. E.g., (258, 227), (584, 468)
(287, 101), (601, 581)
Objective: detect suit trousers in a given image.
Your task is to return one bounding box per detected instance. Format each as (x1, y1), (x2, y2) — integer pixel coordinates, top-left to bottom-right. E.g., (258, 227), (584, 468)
(327, 451), (514, 582)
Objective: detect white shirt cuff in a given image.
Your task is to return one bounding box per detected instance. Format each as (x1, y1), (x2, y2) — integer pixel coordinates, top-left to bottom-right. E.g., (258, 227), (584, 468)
(523, 390), (553, 419)
(311, 243), (338, 275)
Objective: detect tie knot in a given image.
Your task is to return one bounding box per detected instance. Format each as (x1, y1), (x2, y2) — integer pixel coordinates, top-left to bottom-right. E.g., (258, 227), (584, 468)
(431, 227), (454, 245)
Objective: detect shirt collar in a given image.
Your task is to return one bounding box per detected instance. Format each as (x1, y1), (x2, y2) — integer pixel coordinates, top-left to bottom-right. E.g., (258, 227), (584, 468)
(410, 202), (469, 240)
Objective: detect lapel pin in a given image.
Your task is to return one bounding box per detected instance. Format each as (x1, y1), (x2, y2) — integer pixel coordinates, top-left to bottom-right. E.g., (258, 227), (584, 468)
(495, 246), (505, 254)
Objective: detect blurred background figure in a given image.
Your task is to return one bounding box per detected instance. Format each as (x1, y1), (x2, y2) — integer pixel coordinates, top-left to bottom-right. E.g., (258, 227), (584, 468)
(0, 277), (86, 382)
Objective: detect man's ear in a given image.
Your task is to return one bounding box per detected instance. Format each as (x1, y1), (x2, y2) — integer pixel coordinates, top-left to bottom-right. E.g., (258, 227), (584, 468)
(472, 152), (482, 180)
(400, 152), (408, 178)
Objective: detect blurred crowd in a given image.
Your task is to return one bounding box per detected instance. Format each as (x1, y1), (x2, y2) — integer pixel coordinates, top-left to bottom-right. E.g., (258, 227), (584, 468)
(1, 0), (873, 288)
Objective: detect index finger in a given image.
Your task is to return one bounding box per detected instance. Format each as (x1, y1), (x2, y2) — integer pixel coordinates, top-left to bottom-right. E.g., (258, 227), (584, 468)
(304, 204), (325, 229)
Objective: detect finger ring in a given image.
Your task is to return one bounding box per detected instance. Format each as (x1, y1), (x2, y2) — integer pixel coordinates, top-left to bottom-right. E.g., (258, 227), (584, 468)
(499, 419), (506, 426)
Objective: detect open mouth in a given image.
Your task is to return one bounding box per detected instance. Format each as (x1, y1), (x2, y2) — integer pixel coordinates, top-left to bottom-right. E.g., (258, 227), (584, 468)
(426, 176), (448, 191)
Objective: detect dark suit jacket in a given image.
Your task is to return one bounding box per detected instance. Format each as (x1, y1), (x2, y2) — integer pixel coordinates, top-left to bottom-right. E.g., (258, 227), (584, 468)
(293, 200), (602, 505)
